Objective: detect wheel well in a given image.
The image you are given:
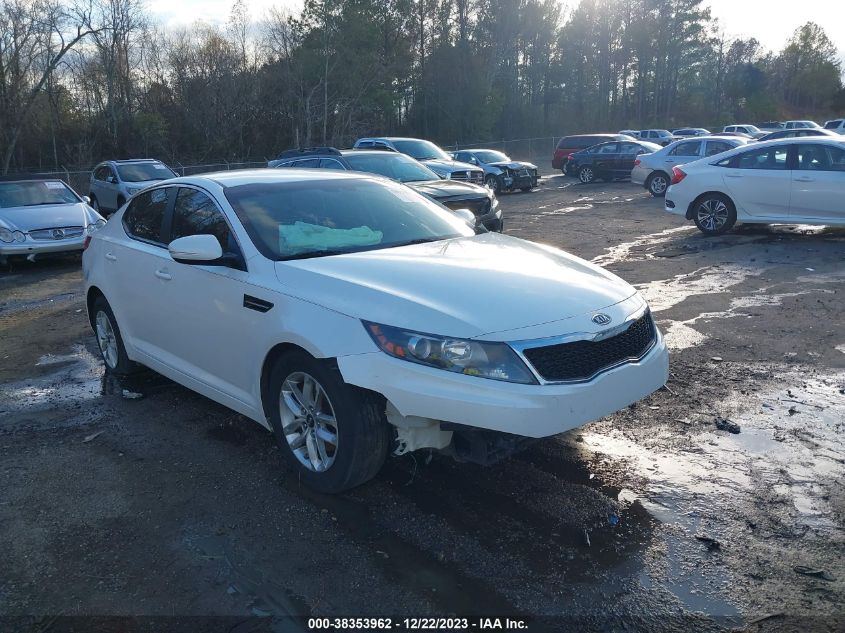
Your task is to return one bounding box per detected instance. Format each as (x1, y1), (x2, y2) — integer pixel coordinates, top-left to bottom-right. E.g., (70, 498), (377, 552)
(686, 191), (735, 220)
(86, 286), (106, 328)
(648, 170), (669, 183)
(259, 343), (324, 419)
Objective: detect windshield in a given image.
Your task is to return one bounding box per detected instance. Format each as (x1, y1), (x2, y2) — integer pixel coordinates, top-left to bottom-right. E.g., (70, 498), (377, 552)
(472, 150), (510, 163)
(390, 139), (451, 161)
(116, 162), (177, 182)
(744, 125), (761, 134)
(824, 120), (842, 129)
(0, 181), (78, 208)
(344, 153), (440, 183)
(224, 178), (473, 261)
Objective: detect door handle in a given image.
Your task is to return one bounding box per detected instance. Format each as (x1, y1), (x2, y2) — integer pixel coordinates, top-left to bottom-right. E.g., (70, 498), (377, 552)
(105, 252), (117, 261)
(154, 269), (172, 281)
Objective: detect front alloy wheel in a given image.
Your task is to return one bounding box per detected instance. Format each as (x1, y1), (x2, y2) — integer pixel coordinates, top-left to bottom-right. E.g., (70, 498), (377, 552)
(579, 166), (595, 184)
(280, 372), (339, 472)
(693, 194), (736, 235)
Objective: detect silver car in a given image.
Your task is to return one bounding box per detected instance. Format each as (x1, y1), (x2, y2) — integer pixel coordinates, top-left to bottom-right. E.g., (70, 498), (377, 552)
(0, 178), (105, 264)
(353, 137), (484, 185)
(89, 159), (177, 215)
(631, 136), (751, 197)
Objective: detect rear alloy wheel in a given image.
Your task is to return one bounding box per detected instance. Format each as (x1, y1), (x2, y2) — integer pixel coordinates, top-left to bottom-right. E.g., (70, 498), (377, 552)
(579, 166), (595, 184)
(647, 172), (670, 197)
(693, 194), (737, 235)
(268, 350), (390, 493)
(484, 173), (501, 194)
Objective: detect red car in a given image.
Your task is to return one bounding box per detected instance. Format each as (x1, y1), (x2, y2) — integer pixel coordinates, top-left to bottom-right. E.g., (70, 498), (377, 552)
(552, 134), (636, 174)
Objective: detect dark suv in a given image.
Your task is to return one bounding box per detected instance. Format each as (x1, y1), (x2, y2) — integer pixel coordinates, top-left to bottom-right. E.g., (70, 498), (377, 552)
(269, 148), (502, 232)
(552, 134), (635, 174)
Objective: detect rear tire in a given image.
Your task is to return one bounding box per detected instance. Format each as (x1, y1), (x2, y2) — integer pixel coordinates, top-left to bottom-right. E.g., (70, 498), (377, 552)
(579, 166), (595, 184)
(91, 296), (139, 376)
(647, 172), (670, 197)
(692, 193), (737, 235)
(267, 350), (390, 493)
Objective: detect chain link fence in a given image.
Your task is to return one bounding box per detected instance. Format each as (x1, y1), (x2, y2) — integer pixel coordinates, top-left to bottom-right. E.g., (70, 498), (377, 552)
(4, 160), (269, 197)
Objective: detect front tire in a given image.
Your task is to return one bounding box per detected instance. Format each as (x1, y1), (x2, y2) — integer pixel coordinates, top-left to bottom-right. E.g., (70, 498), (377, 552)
(692, 193), (737, 235)
(579, 166), (595, 184)
(647, 172), (670, 197)
(267, 350), (390, 493)
(91, 296), (138, 375)
(484, 174), (501, 194)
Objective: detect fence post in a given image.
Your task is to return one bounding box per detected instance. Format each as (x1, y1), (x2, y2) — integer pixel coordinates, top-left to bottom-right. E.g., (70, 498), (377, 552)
(176, 161), (185, 176)
(224, 159), (230, 171)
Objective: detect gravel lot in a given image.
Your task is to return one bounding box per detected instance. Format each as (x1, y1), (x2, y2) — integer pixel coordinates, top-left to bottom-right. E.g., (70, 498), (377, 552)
(1, 173), (843, 633)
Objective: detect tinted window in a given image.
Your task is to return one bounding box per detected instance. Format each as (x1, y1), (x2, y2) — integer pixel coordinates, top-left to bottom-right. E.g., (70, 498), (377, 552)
(116, 162), (176, 183)
(735, 146), (789, 170)
(294, 159), (320, 168)
(171, 188), (233, 252)
(94, 166), (110, 181)
(390, 139), (450, 161)
(619, 142), (643, 153)
(344, 153), (440, 182)
(123, 188), (169, 243)
(597, 143), (619, 154)
(796, 144), (845, 172)
(704, 141), (734, 156)
(824, 120), (843, 130)
(319, 158), (346, 170)
(669, 141), (701, 156)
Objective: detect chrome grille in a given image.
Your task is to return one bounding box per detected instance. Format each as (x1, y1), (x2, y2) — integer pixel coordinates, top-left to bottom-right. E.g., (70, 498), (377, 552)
(28, 226), (84, 241)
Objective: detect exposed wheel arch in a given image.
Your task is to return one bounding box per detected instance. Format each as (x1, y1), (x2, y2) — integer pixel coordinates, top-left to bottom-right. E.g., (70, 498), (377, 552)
(86, 286), (106, 329)
(260, 343), (328, 420)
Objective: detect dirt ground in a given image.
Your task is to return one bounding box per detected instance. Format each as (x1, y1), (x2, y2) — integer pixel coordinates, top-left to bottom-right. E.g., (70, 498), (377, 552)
(1, 174), (843, 633)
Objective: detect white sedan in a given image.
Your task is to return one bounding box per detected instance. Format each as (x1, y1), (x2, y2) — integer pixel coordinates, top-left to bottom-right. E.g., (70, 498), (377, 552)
(665, 137), (845, 235)
(83, 169), (668, 492)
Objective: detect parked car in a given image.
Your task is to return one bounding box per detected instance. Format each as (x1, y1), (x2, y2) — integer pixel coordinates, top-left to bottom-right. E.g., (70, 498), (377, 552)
(823, 118), (845, 134)
(83, 169), (669, 493)
(569, 140), (662, 184)
(672, 128), (710, 137)
(631, 136), (751, 197)
(665, 137), (845, 235)
(718, 131), (754, 139)
(0, 178), (105, 264)
(352, 137), (483, 185)
(638, 130), (677, 146)
(619, 130), (640, 138)
(757, 128), (839, 142)
(756, 121), (784, 131)
(552, 134), (635, 174)
(451, 149), (539, 193)
(722, 124), (766, 139)
(271, 148), (502, 232)
(784, 120), (821, 130)
(89, 159), (177, 216)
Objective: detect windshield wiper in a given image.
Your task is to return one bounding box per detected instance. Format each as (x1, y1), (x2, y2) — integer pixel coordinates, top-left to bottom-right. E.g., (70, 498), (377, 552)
(19, 202), (66, 207)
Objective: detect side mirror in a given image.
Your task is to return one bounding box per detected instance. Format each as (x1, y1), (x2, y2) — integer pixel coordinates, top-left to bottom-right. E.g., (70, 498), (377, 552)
(168, 234), (223, 264)
(82, 195), (91, 204)
(107, 176), (118, 184)
(452, 208), (476, 227)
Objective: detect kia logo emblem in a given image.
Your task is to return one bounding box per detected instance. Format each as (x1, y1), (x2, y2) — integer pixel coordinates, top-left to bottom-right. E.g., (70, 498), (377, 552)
(592, 313), (612, 326)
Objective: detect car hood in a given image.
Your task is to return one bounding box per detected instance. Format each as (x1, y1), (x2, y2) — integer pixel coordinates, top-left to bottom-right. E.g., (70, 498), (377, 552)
(490, 160), (537, 170)
(422, 158), (481, 173)
(406, 179), (488, 199)
(0, 202), (100, 232)
(275, 233), (637, 340)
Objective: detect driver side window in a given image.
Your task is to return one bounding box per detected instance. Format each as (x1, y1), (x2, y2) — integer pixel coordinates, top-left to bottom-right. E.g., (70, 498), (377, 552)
(171, 188), (243, 267)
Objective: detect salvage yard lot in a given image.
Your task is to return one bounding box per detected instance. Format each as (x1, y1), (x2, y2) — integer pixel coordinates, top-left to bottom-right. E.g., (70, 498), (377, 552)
(1, 175), (843, 632)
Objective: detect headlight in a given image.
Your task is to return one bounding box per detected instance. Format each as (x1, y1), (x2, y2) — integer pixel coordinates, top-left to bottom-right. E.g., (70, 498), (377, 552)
(364, 322), (537, 384)
(12, 230), (25, 242)
(0, 228), (13, 243)
(86, 219), (107, 234)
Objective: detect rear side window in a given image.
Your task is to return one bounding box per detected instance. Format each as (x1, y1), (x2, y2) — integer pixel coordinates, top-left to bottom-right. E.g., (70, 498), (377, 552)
(123, 188), (169, 244)
(597, 143), (619, 154)
(171, 188), (233, 249)
(704, 141), (734, 156)
(669, 141), (701, 156)
(823, 120), (843, 130)
(294, 158), (320, 168)
(796, 144), (845, 172)
(735, 146), (789, 170)
(319, 158), (346, 170)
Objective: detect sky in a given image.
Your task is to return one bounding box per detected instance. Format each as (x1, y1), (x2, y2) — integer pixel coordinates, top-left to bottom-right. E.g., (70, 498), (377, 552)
(147, 0), (845, 59)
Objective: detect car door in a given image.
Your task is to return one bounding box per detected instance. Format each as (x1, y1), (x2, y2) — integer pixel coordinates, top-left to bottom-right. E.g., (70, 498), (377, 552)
(592, 143), (620, 175)
(720, 144), (791, 217)
(152, 186), (257, 405)
(664, 140), (703, 169)
(617, 142), (647, 174)
(107, 186), (175, 358)
(789, 143), (845, 222)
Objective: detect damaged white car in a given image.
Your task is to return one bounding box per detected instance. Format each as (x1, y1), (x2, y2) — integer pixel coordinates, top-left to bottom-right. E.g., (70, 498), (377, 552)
(82, 170), (668, 493)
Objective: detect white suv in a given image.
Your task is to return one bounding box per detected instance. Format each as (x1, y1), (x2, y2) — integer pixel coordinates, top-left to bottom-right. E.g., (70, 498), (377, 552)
(83, 169), (668, 493)
(823, 119), (845, 135)
(89, 159), (177, 216)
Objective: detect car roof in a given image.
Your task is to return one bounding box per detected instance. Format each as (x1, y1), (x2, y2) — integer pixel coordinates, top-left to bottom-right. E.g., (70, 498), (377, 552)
(171, 168), (376, 189)
(458, 148), (506, 153)
(338, 149), (399, 157)
(104, 158), (163, 164)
